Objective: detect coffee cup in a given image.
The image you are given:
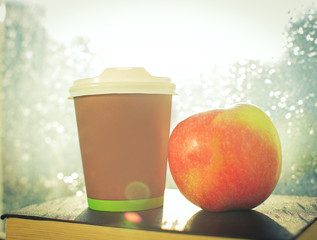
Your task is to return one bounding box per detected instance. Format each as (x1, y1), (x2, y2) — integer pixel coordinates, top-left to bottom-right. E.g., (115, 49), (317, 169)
(69, 67), (176, 211)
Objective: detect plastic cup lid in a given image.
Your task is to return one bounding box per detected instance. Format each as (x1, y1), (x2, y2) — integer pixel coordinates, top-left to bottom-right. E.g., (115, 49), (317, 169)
(69, 67), (176, 98)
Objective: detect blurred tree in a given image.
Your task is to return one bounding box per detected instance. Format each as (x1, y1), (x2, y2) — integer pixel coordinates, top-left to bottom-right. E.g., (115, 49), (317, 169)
(2, 2), (101, 211)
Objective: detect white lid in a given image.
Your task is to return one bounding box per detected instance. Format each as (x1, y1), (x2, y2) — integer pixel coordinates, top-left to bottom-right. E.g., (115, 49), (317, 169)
(69, 67), (176, 98)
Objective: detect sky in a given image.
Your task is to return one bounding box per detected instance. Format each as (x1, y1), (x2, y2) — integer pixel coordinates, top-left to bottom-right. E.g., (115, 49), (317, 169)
(5, 0), (317, 77)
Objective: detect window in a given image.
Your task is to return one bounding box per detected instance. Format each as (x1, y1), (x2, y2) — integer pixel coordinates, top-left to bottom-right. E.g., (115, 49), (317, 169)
(1, 0), (316, 234)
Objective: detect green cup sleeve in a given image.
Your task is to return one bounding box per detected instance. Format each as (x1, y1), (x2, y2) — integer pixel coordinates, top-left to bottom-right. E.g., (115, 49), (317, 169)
(87, 196), (164, 212)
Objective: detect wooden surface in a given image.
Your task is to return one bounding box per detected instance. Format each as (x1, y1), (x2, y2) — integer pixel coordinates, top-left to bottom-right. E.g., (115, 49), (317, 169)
(2, 189), (317, 240)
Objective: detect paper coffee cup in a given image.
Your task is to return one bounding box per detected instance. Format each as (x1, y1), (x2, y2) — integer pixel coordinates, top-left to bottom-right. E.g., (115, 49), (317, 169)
(69, 67), (176, 212)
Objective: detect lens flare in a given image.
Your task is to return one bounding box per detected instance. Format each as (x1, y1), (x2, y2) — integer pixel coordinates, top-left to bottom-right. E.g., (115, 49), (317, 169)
(124, 212), (142, 223)
(125, 181), (150, 200)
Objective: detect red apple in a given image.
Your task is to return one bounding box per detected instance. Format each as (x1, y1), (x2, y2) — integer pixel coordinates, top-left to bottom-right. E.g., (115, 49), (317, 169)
(168, 103), (282, 212)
